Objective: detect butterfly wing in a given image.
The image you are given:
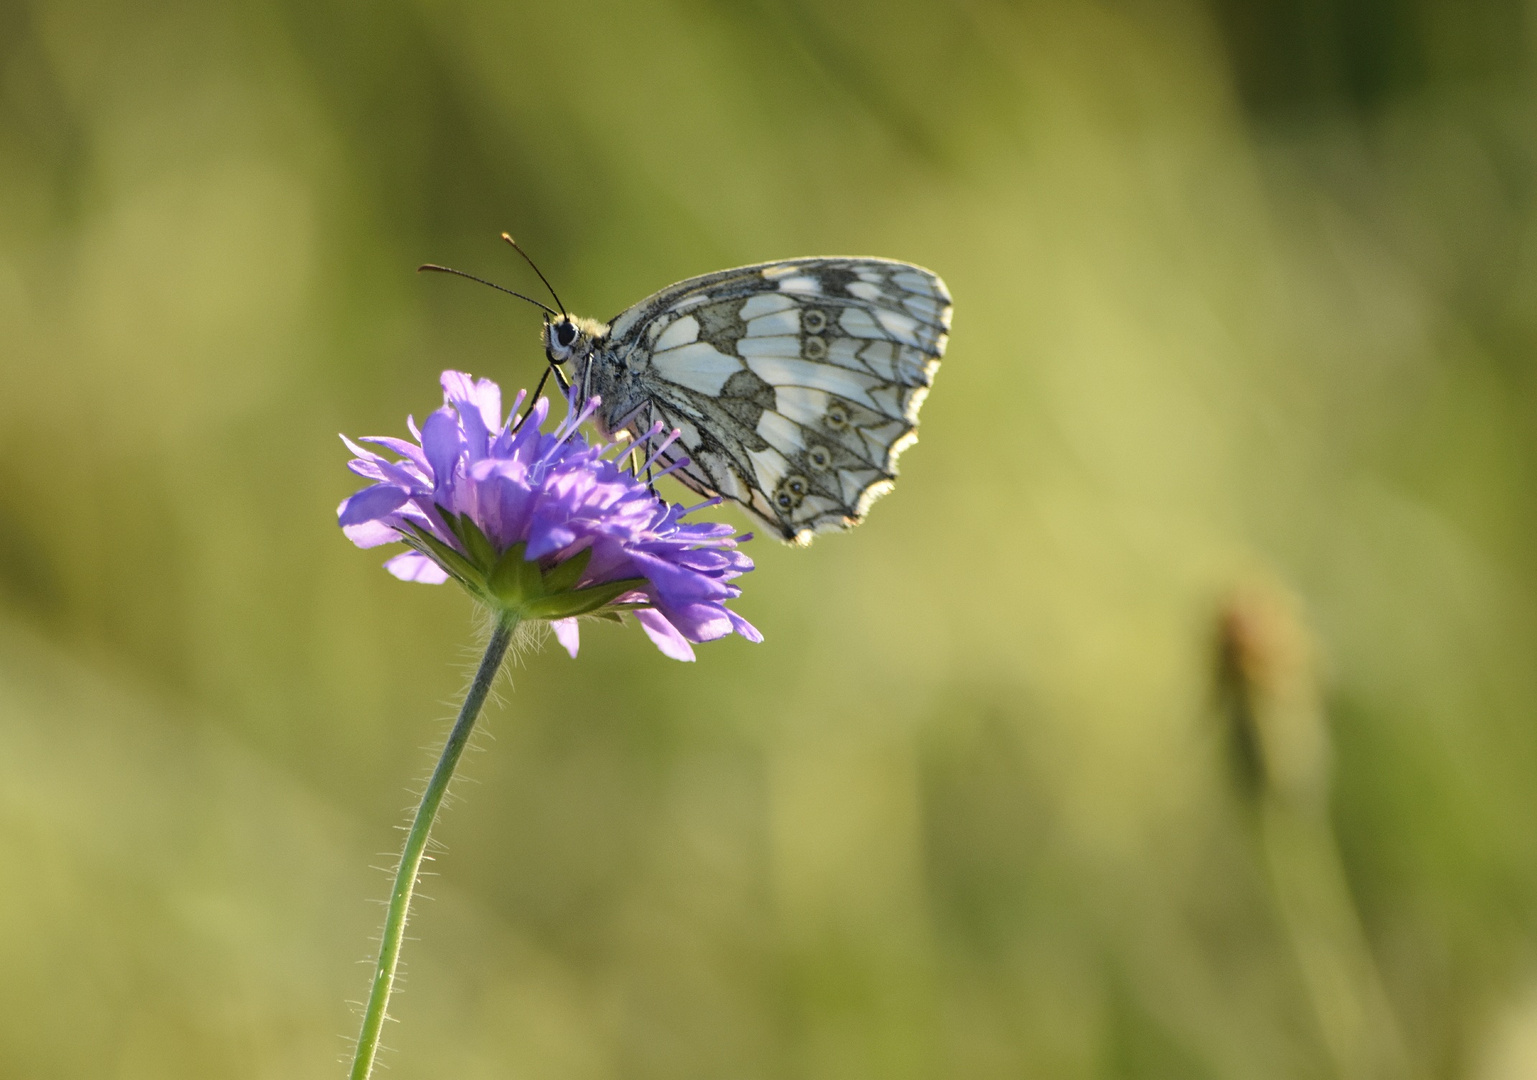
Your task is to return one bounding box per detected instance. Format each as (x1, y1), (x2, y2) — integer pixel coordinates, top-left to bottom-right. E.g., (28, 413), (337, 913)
(601, 257), (951, 544)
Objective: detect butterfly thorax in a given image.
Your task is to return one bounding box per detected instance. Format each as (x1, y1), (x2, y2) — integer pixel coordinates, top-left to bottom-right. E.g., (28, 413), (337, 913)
(544, 315), (651, 439)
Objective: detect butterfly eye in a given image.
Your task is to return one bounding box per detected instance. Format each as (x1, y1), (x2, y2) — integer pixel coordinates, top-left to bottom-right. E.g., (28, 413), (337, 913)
(554, 321), (578, 348)
(807, 445), (832, 470)
(802, 308), (827, 334)
(824, 403), (850, 430)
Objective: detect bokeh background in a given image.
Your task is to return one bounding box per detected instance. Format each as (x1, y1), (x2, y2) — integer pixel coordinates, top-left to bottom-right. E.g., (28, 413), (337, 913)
(4, 0), (1537, 1077)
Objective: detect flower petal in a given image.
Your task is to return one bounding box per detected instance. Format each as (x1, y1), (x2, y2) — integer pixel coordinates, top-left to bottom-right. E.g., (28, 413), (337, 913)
(657, 601), (732, 642)
(343, 520), (401, 549)
(340, 434), (386, 462)
(339, 483), (409, 526)
(636, 609), (696, 661)
(525, 517), (579, 561)
(551, 618), (581, 658)
(384, 551), (450, 583)
(360, 435), (431, 473)
(727, 609), (763, 643)
(441, 370), (502, 459)
(421, 407), (463, 493)
(469, 459), (536, 549)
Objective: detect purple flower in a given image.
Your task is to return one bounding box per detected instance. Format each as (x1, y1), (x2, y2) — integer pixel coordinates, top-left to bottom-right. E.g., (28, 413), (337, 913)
(338, 371), (761, 661)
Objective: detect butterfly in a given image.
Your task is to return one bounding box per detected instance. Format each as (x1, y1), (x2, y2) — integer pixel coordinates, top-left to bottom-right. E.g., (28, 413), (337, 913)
(531, 257), (952, 545)
(422, 246), (951, 544)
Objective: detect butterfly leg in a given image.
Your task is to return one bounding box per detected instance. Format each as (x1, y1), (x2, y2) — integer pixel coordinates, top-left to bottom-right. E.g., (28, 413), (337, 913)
(625, 428), (660, 495)
(510, 364), (555, 434)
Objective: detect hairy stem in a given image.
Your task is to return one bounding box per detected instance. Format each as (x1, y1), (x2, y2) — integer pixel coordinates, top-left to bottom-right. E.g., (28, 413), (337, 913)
(348, 612), (518, 1080)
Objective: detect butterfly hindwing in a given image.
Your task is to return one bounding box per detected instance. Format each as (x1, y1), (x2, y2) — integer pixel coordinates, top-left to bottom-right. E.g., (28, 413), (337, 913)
(584, 257), (951, 544)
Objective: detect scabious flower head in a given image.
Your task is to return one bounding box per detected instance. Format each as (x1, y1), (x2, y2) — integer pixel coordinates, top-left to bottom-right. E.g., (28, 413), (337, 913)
(338, 371), (761, 661)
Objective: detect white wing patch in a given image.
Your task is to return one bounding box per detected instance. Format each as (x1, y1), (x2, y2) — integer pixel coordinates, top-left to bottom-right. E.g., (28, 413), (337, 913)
(740, 293), (796, 318)
(744, 355), (883, 409)
(745, 308), (801, 337)
(746, 444), (791, 497)
(653, 314), (700, 351)
(754, 410), (805, 458)
(736, 335), (801, 358)
(840, 469), (881, 504)
(771, 386), (830, 427)
(651, 340), (742, 395)
(770, 274), (821, 294)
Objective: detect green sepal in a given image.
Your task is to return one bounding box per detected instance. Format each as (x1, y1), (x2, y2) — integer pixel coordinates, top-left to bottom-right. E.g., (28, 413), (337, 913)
(405, 526), (484, 592)
(489, 542), (544, 608)
(593, 611), (626, 623)
(541, 546), (592, 595)
(453, 514), (498, 573)
(521, 578), (648, 620)
(431, 506), (468, 549)
(398, 524), (652, 625)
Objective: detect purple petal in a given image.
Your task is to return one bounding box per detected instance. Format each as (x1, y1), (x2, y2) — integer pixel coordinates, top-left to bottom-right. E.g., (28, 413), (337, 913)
(490, 388), (529, 453)
(631, 551), (731, 604)
(452, 401), (490, 462)
(673, 548), (732, 572)
(339, 483), (410, 526)
(421, 408), (463, 491)
(635, 609), (695, 661)
(551, 618), (581, 658)
(340, 434), (386, 462)
(471, 377), (502, 431)
(441, 371), (501, 459)
(440, 370), (477, 404)
(469, 459), (537, 548)
(347, 459), (389, 481)
(370, 456), (428, 490)
(343, 520), (401, 549)
(360, 435), (430, 472)
(526, 516), (579, 561)
(509, 397), (550, 451)
(441, 371), (502, 429)
(384, 551), (450, 584)
(727, 609), (763, 643)
(657, 601), (732, 642)
(405, 495), (460, 548)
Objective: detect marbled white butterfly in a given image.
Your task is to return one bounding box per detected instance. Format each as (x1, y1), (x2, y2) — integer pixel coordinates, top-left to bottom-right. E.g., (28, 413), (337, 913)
(427, 247), (951, 544)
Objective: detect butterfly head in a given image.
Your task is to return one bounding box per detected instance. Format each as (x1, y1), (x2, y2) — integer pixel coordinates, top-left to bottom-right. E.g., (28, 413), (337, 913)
(542, 314), (608, 366)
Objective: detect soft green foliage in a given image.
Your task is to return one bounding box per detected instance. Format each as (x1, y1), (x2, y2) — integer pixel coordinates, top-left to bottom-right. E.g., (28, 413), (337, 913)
(3, 0), (1537, 1077)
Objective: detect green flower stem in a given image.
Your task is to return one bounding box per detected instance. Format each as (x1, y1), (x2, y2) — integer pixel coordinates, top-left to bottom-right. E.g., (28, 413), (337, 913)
(349, 611), (518, 1080)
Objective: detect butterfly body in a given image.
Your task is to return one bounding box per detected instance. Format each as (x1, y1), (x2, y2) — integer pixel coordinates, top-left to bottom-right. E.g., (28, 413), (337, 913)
(544, 257), (951, 544)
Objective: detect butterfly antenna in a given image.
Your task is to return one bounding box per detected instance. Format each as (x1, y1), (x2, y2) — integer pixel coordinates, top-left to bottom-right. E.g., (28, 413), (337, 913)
(501, 233), (567, 317)
(417, 264), (560, 316)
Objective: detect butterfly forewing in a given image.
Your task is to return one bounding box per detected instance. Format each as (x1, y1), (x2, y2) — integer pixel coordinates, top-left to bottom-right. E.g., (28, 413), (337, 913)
(580, 257), (950, 544)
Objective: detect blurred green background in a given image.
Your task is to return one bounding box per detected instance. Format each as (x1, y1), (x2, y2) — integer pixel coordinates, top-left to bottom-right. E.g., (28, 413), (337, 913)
(4, 0), (1537, 1077)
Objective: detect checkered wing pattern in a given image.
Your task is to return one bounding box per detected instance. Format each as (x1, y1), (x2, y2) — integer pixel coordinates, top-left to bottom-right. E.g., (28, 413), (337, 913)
(593, 257), (951, 544)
